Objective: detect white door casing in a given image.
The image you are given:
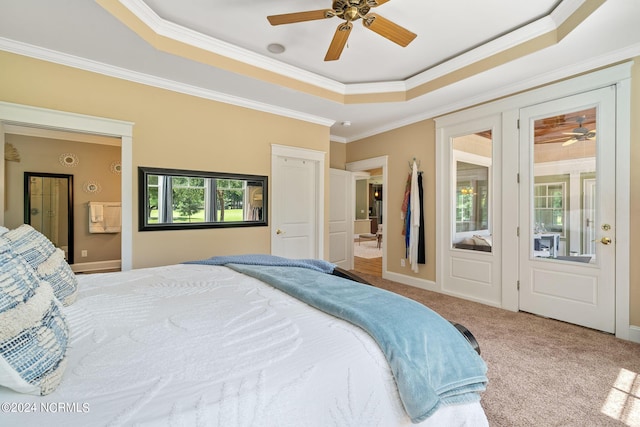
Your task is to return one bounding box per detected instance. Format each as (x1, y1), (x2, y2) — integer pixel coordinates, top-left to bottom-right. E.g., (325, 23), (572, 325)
(271, 144), (324, 259)
(0, 101), (134, 270)
(518, 86), (616, 333)
(329, 168), (352, 269)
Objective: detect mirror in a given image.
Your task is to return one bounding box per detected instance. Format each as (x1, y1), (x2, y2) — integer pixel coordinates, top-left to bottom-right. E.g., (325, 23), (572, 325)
(451, 131), (492, 252)
(138, 167), (267, 231)
(24, 172), (74, 263)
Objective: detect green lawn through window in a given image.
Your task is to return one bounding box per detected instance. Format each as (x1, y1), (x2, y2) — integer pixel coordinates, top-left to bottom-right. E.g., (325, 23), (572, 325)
(148, 209), (243, 223)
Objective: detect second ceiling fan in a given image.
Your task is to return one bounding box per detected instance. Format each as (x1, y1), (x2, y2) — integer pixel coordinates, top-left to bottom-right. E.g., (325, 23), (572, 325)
(267, 0), (417, 61)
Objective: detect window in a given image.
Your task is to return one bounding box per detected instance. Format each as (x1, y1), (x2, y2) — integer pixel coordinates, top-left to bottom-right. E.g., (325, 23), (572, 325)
(456, 161), (489, 232)
(533, 182), (565, 235)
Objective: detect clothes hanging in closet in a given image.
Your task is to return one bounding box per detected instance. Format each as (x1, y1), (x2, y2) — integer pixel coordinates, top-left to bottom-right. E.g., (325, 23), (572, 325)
(417, 171), (426, 264)
(401, 161), (425, 272)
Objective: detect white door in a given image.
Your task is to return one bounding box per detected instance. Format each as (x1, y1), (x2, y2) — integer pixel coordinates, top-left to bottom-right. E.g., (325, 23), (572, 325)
(329, 168), (352, 269)
(271, 150), (319, 259)
(519, 86), (616, 333)
(437, 114), (502, 306)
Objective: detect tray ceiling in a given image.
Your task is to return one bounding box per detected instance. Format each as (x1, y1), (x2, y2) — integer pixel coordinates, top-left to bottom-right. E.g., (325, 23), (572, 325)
(0, 0), (639, 141)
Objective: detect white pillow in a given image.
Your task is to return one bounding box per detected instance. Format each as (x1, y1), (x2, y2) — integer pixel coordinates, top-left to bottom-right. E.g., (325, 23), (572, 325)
(2, 225), (78, 305)
(472, 235), (492, 246)
(0, 237), (69, 395)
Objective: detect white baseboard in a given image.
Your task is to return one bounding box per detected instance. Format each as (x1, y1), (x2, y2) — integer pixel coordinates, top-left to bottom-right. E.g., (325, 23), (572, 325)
(71, 259), (121, 273)
(383, 270), (503, 309)
(386, 271), (640, 343)
(383, 271), (438, 292)
(629, 326), (640, 344)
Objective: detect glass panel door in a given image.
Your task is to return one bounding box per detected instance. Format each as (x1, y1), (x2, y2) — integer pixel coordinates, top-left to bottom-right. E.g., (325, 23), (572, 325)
(519, 87), (616, 333)
(531, 107), (596, 262)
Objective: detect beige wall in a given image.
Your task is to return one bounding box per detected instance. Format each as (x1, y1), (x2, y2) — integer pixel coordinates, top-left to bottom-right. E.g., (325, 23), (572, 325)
(5, 135), (122, 264)
(345, 59), (640, 328)
(329, 141), (347, 169)
(0, 51), (330, 268)
(347, 120), (436, 281)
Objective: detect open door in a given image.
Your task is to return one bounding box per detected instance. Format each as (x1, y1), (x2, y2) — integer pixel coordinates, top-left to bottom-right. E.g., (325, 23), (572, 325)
(329, 168), (352, 269)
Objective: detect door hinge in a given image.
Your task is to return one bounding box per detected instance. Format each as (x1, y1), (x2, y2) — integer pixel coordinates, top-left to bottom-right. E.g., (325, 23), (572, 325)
(517, 226), (520, 237)
(517, 119), (520, 129)
(517, 280), (520, 291)
(517, 173), (520, 183)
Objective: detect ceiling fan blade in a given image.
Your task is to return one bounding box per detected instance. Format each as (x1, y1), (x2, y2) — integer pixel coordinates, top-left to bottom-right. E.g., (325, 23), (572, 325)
(368, 0), (391, 6)
(267, 10), (333, 26)
(325, 22), (352, 61)
(540, 137), (572, 143)
(562, 138), (578, 147)
(363, 13), (416, 47)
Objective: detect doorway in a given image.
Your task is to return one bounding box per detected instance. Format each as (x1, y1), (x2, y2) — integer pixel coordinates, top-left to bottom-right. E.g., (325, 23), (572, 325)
(353, 172), (383, 276)
(346, 156), (388, 278)
(0, 101), (134, 270)
(518, 87), (616, 333)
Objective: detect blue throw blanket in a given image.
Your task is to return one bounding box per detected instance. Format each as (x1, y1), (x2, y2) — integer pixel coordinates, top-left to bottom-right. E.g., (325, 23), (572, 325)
(189, 256), (487, 423)
(184, 254), (335, 274)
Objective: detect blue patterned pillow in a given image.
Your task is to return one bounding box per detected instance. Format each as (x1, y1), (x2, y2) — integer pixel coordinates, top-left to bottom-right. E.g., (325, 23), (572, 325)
(2, 225), (78, 306)
(0, 237), (69, 395)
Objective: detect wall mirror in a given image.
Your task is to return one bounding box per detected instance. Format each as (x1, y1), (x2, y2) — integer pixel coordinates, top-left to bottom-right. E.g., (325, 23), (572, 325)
(451, 131), (492, 252)
(24, 172), (74, 263)
(138, 167), (267, 231)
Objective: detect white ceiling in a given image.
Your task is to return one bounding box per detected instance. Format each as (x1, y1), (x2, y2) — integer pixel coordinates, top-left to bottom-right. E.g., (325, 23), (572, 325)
(1, 0), (639, 142)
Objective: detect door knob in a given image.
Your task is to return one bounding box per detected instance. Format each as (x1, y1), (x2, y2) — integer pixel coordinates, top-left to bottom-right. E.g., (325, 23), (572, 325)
(276, 229), (284, 235)
(592, 237), (612, 245)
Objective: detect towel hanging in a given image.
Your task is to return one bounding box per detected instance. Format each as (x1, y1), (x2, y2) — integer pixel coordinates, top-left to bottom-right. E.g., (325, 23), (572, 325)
(88, 202), (121, 233)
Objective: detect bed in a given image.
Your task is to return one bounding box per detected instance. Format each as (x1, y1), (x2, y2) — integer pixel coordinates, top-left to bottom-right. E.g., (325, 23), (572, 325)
(0, 226), (488, 427)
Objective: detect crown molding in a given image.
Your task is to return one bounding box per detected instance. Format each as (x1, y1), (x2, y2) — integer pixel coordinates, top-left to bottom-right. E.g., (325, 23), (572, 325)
(550, 0), (587, 26)
(120, 0), (348, 95)
(0, 37), (334, 128)
(344, 47), (640, 143)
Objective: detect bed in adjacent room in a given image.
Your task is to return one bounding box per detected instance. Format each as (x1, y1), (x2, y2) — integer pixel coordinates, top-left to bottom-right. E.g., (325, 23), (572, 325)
(0, 226), (488, 427)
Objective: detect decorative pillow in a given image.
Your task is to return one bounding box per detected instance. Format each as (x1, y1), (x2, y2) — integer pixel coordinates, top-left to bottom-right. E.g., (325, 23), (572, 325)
(0, 237), (69, 395)
(2, 225), (78, 305)
(472, 235), (492, 246)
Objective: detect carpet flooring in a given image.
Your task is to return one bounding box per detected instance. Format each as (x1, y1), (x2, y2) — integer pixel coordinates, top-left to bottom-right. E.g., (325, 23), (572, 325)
(356, 272), (640, 427)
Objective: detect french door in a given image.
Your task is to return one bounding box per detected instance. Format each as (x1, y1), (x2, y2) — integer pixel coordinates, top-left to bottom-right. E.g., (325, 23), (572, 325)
(518, 86), (616, 333)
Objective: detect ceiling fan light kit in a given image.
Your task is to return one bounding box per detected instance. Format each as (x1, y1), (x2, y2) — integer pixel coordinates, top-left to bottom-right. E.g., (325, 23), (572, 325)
(267, 0), (416, 61)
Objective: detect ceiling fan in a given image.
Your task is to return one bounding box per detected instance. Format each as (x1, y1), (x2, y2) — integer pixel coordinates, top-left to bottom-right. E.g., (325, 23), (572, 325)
(267, 0), (417, 61)
(561, 116), (596, 147)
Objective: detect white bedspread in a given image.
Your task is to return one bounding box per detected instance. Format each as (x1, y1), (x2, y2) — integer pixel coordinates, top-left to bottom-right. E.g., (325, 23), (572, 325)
(0, 264), (488, 426)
